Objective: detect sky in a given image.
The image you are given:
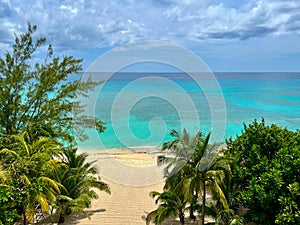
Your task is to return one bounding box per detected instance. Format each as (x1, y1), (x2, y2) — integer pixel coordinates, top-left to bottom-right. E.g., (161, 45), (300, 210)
(1, 0), (300, 72)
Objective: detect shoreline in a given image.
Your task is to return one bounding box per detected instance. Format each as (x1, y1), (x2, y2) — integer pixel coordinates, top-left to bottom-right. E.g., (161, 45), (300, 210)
(81, 146), (166, 185)
(78, 145), (164, 153)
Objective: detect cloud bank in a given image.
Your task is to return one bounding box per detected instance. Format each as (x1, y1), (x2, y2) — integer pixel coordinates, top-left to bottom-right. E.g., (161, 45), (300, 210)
(0, 0), (300, 51)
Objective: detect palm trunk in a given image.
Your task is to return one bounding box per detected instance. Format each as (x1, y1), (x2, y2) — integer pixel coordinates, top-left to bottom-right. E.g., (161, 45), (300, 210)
(58, 213), (65, 224)
(189, 203), (195, 219)
(179, 211), (185, 225)
(189, 194), (197, 221)
(201, 179), (206, 225)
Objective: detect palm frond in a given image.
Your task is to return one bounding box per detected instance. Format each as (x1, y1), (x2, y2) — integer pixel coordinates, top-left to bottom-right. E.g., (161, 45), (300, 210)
(165, 159), (187, 178)
(14, 132), (31, 157)
(57, 194), (73, 202)
(35, 192), (50, 212)
(209, 179), (229, 210)
(68, 205), (90, 219)
(39, 176), (64, 193)
(20, 174), (31, 184)
(88, 179), (111, 194)
(155, 206), (176, 225)
(0, 148), (19, 158)
(146, 209), (159, 225)
(0, 165), (7, 183)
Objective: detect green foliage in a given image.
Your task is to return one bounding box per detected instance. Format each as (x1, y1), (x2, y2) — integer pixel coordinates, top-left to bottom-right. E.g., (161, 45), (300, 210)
(0, 187), (21, 225)
(275, 182), (300, 224)
(0, 165), (21, 225)
(146, 189), (188, 225)
(149, 130), (233, 225)
(161, 128), (202, 161)
(226, 119), (300, 225)
(0, 23), (105, 143)
(53, 148), (110, 223)
(0, 24), (109, 224)
(0, 132), (63, 223)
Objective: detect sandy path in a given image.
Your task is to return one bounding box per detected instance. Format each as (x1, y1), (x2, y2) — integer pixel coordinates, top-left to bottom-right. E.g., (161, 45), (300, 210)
(63, 148), (165, 225)
(64, 180), (164, 225)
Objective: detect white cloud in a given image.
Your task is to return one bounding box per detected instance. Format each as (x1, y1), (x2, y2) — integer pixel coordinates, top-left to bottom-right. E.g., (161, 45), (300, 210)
(0, 0), (299, 52)
(60, 4), (78, 15)
(165, 0), (300, 41)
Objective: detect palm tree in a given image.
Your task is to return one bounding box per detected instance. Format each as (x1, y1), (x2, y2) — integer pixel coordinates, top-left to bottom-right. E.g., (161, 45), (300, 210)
(195, 134), (230, 225)
(161, 128), (202, 162)
(54, 148), (110, 223)
(0, 132), (63, 224)
(204, 167), (246, 225)
(146, 188), (188, 225)
(159, 130), (231, 224)
(205, 202), (246, 225)
(159, 129), (202, 220)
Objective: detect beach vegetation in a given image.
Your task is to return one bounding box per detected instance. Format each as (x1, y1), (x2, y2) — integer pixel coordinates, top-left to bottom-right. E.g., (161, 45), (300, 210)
(146, 189), (188, 225)
(0, 132), (63, 224)
(149, 130), (233, 225)
(158, 128), (203, 221)
(0, 164), (21, 225)
(0, 24), (109, 224)
(150, 121), (300, 225)
(53, 148), (110, 223)
(0, 22), (105, 143)
(225, 118), (300, 225)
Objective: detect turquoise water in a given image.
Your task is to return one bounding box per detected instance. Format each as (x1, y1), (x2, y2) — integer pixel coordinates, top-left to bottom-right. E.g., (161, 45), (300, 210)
(78, 73), (300, 149)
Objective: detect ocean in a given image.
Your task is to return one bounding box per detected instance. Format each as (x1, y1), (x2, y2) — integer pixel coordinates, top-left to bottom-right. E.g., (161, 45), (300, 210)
(76, 72), (300, 149)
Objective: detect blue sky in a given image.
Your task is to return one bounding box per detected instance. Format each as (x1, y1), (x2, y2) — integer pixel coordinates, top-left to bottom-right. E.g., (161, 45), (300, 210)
(1, 0), (300, 72)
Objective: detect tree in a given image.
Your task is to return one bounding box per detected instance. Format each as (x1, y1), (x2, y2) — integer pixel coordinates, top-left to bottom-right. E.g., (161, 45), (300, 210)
(189, 134), (230, 225)
(204, 184), (246, 225)
(0, 186), (21, 225)
(54, 148), (110, 223)
(0, 23), (109, 223)
(159, 128), (202, 220)
(0, 132), (63, 224)
(156, 130), (230, 224)
(225, 119), (300, 225)
(161, 128), (201, 162)
(0, 23), (105, 144)
(146, 189), (188, 225)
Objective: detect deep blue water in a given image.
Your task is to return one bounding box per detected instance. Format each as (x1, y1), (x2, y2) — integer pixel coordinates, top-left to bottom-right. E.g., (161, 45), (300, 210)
(77, 72), (300, 149)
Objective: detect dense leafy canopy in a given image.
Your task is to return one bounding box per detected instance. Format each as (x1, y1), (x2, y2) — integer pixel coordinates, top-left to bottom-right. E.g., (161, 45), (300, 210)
(0, 166), (21, 225)
(226, 119), (300, 225)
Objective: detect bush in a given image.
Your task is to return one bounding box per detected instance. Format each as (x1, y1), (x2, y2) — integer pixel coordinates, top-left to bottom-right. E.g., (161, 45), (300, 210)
(226, 119), (300, 225)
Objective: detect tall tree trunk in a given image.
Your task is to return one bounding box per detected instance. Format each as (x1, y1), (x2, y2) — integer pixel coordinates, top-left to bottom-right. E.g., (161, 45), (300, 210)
(201, 179), (206, 225)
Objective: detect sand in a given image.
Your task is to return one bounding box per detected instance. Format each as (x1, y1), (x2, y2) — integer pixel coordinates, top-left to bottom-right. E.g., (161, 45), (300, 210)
(61, 148), (202, 225)
(62, 147), (164, 225)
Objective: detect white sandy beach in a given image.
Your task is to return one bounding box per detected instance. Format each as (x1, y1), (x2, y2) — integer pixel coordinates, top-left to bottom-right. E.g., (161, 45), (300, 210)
(62, 148), (200, 225)
(64, 147), (164, 225)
